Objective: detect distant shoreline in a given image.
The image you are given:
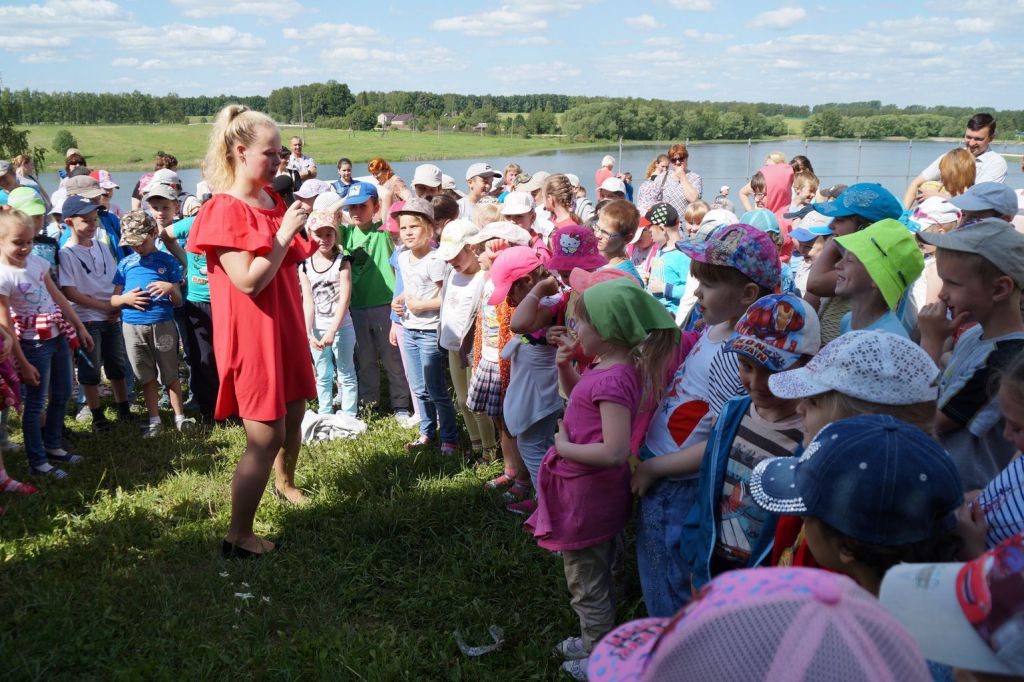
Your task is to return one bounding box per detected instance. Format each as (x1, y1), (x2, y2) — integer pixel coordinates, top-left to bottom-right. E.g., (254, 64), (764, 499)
(24, 123), (1024, 172)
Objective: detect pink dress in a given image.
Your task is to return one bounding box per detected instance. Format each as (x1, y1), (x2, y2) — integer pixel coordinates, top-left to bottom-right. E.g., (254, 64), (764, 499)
(525, 363), (641, 551)
(186, 190), (316, 421)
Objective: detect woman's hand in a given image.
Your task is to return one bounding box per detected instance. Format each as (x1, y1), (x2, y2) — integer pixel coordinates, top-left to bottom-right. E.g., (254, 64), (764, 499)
(278, 201), (309, 241)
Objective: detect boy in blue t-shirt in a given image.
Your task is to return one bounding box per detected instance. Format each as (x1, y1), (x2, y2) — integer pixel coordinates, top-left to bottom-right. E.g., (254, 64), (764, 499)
(111, 211), (190, 437)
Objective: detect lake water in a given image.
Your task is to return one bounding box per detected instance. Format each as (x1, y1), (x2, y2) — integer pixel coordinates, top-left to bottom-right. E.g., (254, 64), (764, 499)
(61, 139), (1024, 212)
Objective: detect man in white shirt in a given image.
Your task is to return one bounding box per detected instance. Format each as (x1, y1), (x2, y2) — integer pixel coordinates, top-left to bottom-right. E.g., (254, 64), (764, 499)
(287, 136), (317, 181)
(903, 113), (1007, 208)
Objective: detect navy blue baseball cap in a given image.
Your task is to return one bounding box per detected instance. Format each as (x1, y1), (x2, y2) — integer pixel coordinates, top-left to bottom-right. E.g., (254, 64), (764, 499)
(750, 414), (963, 546)
(341, 181), (379, 206)
(811, 183), (903, 224)
(61, 194), (100, 218)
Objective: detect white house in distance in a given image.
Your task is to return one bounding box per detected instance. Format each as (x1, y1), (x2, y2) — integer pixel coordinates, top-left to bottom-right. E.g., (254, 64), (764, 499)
(377, 112), (416, 129)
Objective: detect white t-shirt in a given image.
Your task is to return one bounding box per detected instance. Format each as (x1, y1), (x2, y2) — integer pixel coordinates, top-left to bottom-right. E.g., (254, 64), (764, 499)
(287, 154), (316, 176)
(921, 147), (1007, 184)
(58, 240), (116, 323)
(1013, 189), (1024, 233)
(457, 196), (475, 221)
(0, 254), (61, 339)
(439, 270), (484, 351)
(644, 323), (742, 459)
(397, 249), (446, 331)
(302, 252), (353, 331)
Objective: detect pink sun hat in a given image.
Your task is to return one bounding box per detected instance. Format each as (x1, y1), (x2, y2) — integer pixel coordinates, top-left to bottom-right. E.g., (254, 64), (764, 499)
(589, 567), (930, 682)
(546, 224), (607, 272)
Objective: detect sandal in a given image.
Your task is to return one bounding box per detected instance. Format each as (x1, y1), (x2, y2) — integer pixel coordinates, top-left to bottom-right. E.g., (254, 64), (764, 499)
(30, 465), (68, 480)
(503, 480), (533, 503)
(1, 478), (38, 495)
(440, 442), (461, 457)
(485, 472), (516, 490)
(46, 450), (83, 464)
(404, 435), (431, 451)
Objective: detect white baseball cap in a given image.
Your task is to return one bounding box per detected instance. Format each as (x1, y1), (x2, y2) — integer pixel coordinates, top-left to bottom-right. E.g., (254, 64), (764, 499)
(501, 192), (534, 216)
(151, 168), (181, 186)
(566, 173), (581, 188)
(768, 330), (940, 405)
(599, 176), (627, 194)
(435, 219), (480, 261)
(293, 179), (334, 199)
(412, 164), (442, 188)
(465, 162), (501, 181)
(465, 221), (533, 247)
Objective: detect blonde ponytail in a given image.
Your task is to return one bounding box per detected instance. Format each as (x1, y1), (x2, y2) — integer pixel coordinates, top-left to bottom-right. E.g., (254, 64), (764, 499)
(203, 104), (278, 193)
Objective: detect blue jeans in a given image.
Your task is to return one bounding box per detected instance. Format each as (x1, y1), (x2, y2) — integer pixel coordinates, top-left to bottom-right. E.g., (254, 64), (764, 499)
(310, 325), (358, 417)
(402, 328), (457, 443)
(636, 478), (699, 617)
(21, 335), (73, 468)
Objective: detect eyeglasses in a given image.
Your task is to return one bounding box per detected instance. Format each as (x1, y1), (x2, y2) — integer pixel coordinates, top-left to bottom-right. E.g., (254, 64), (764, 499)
(595, 227), (623, 240)
(754, 192), (767, 199)
(670, 157), (687, 164)
(870, 236), (908, 288)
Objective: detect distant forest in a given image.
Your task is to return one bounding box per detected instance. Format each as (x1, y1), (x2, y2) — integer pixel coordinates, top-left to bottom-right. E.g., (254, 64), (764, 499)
(3, 82), (1022, 142)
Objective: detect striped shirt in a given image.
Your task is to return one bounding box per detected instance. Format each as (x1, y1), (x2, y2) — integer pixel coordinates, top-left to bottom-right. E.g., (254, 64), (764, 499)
(977, 456), (1024, 548)
(716, 404), (804, 563)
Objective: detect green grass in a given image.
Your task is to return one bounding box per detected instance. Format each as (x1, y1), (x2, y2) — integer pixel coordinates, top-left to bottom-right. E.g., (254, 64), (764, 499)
(0, 406), (646, 679)
(24, 124), (595, 174)
(783, 117), (805, 136)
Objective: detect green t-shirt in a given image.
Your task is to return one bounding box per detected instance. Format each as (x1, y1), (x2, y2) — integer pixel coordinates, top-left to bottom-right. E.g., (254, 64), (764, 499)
(340, 222), (396, 309)
(171, 216), (210, 303)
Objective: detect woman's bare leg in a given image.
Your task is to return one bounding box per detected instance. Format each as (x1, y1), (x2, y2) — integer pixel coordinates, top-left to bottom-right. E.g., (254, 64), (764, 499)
(273, 399), (307, 505)
(225, 415), (285, 553)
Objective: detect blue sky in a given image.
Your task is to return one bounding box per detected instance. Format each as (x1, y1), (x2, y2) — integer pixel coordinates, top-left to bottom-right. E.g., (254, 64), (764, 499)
(2, 0), (1023, 108)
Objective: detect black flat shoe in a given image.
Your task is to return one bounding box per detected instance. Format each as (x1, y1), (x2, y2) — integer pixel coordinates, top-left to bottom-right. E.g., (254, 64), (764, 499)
(221, 540), (264, 560)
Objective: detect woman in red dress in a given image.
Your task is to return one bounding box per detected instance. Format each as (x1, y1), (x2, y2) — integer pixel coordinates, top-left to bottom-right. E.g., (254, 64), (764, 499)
(187, 104), (316, 558)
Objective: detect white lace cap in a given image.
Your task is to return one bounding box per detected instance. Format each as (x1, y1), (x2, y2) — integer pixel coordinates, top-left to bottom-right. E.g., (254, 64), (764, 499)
(768, 330), (939, 405)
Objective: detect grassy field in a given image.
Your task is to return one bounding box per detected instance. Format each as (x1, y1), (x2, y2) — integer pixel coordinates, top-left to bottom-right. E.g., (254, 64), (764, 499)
(0, 405), (646, 679)
(783, 117), (805, 136)
(24, 124), (596, 173)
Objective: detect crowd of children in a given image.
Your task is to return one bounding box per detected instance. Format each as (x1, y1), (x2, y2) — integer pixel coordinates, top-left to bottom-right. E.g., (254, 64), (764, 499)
(2, 106), (1024, 681)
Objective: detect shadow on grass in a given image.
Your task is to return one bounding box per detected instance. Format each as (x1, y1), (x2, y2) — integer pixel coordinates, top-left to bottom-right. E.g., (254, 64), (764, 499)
(0, 416), (646, 679)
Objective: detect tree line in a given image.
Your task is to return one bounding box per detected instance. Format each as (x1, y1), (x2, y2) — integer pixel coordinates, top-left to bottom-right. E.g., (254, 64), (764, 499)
(3, 84), (1022, 142)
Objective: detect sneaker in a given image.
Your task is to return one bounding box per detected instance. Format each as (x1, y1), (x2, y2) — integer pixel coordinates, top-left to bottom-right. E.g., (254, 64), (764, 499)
(29, 464), (68, 480)
(506, 498), (537, 516)
(158, 393), (170, 410)
(142, 422), (163, 439)
(74, 404), (91, 422)
(440, 442), (461, 457)
(176, 418), (197, 433)
(182, 398), (200, 413)
(502, 481), (533, 503)
(560, 657), (589, 680)
(554, 636), (588, 660)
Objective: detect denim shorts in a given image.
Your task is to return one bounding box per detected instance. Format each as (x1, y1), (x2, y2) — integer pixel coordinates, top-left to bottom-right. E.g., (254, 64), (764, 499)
(78, 319), (128, 386)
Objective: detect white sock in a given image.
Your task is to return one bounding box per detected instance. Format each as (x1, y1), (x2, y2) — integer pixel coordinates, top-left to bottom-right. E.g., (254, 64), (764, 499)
(45, 447), (68, 456)
(32, 462), (54, 473)
(174, 414), (186, 426)
(149, 416), (162, 427)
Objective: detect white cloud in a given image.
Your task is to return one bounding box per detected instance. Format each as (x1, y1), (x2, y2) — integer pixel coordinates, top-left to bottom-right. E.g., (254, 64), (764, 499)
(432, 0), (593, 36)
(664, 0), (714, 10)
(954, 17), (995, 32)
(626, 14), (660, 29)
(684, 28), (726, 41)
(168, 0), (302, 19)
(0, 0), (126, 51)
(111, 57), (139, 67)
(318, 42), (461, 80)
(511, 36), (552, 45)
(117, 24), (266, 51)
(19, 50), (66, 64)
(748, 6), (807, 29)
(282, 22), (376, 42)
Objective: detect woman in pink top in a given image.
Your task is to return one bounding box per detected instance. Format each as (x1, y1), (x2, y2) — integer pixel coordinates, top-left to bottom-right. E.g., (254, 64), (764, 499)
(526, 277), (679, 679)
(594, 155), (615, 193)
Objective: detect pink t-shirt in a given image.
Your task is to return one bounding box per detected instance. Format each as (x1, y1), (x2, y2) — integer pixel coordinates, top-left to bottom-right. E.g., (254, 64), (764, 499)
(595, 168), (614, 192)
(525, 362), (640, 550)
